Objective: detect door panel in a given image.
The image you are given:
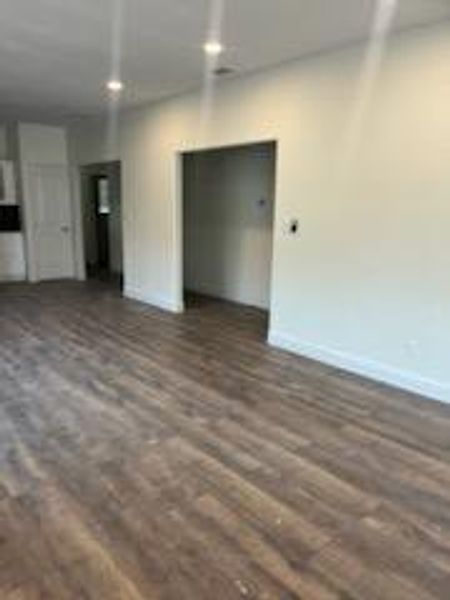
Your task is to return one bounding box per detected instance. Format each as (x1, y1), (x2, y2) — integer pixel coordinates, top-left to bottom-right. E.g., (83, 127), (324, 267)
(28, 165), (75, 280)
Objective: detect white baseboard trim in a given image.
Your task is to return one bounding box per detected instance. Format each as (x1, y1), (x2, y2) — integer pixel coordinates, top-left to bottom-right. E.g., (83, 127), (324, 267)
(125, 286), (184, 314)
(268, 330), (450, 405)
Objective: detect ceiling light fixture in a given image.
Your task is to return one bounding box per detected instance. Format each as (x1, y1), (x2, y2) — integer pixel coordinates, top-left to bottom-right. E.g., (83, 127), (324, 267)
(107, 80), (124, 92)
(204, 41), (223, 56)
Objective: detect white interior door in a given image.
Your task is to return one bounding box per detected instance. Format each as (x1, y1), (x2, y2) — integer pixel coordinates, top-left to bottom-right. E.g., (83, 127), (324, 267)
(28, 164), (75, 280)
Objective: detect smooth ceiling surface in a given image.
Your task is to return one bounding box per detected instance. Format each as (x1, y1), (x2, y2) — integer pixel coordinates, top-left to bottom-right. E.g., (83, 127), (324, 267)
(0, 0), (449, 120)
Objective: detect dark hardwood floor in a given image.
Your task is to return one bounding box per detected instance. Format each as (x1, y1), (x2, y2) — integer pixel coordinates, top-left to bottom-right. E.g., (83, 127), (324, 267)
(1, 281), (450, 599)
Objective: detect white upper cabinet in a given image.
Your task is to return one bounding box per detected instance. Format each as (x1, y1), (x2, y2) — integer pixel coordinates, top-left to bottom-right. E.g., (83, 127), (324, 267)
(0, 160), (16, 205)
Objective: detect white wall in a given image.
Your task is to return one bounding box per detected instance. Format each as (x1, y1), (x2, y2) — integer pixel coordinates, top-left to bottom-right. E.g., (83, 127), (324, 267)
(70, 23), (450, 403)
(184, 144), (275, 309)
(18, 123), (69, 164)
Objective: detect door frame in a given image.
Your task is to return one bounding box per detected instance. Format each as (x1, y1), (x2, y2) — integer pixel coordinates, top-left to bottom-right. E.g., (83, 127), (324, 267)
(79, 161), (123, 283)
(174, 138), (279, 318)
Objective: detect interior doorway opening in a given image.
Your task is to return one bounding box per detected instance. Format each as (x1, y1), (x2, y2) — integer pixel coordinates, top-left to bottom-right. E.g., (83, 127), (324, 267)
(80, 161), (123, 287)
(182, 141), (277, 337)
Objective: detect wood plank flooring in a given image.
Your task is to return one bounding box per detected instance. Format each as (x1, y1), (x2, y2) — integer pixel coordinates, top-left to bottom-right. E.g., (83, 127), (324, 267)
(1, 281), (450, 599)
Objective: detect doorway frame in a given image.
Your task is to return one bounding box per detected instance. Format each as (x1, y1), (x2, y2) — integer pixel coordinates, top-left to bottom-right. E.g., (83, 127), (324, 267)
(174, 138), (279, 321)
(78, 160), (124, 285)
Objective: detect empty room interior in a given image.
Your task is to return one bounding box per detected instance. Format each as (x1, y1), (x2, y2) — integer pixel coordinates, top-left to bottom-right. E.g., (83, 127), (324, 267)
(0, 1), (450, 599)
(183, 142), (276, 327)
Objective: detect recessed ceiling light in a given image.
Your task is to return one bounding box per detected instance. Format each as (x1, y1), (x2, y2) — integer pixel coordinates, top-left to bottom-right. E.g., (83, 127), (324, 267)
(204, 41), (223, 56)
(107, 80), (124, 92)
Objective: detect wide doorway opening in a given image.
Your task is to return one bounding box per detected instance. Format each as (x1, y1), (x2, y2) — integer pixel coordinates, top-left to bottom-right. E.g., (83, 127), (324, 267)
(182, 141), (277, 337)
(80, 161), (123, 288)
